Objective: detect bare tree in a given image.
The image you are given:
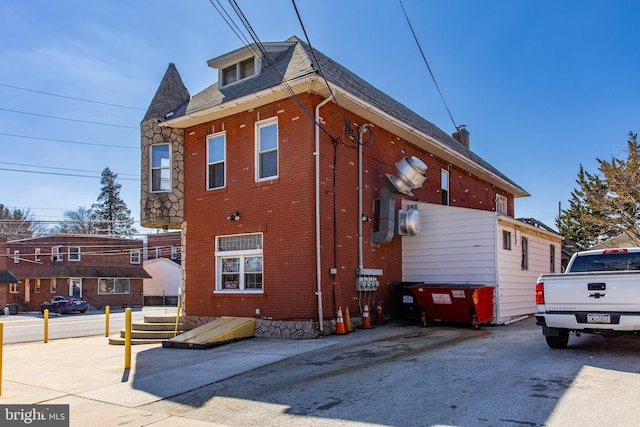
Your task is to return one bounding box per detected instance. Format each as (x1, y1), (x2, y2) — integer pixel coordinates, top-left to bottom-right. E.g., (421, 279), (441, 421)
(53, 206), (95, 235)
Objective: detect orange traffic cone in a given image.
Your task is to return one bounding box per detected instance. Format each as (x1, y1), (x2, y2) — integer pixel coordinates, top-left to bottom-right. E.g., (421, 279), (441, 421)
(344, 306), (353, 332)
(335, 306), (346, 335)
(376, 302), (384, 325)
(361, 305), (372, 329)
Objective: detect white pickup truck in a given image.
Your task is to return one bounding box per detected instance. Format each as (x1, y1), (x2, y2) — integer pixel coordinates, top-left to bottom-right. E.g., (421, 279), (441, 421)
(535, 248), (640, 348)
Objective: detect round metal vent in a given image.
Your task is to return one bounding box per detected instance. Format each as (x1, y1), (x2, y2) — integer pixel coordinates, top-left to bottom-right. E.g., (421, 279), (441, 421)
(385, 156), (428, 196)
(398, 208), (421, 236)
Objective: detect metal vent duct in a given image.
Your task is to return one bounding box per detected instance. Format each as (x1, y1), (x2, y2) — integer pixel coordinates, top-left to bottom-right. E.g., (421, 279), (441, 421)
(385, 156), (428, 196)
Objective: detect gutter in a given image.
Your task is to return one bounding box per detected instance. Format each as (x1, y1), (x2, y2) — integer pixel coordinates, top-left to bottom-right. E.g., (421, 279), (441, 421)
(315, 94), (333, 332)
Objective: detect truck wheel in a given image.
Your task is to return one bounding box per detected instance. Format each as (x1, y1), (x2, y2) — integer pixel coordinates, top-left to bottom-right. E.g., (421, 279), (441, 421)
(545, 330), (569, 349)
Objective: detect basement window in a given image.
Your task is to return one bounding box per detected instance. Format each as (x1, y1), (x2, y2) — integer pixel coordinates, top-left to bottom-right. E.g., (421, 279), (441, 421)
(215, 233), (263, 292)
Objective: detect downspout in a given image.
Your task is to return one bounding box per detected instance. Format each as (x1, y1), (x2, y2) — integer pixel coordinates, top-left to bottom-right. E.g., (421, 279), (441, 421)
(358, 124), (370, 269)
(315, 94), (333, 332)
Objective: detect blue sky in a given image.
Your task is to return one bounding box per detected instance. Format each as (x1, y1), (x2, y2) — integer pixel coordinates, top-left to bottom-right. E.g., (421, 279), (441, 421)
(1, 1), (638, 234)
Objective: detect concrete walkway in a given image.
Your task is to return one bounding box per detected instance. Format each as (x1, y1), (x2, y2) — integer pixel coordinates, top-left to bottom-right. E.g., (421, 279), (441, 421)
(0, 318), (405, 426)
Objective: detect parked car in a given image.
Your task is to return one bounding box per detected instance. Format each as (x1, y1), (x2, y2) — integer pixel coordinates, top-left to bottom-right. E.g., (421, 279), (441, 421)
(41, 296), (88, 314)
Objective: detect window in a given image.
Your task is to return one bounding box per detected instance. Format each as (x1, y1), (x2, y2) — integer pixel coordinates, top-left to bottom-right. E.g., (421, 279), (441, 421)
(550, 245), (556, 273)
(256, 119), (278, 180)
(503, 231), (512, 250)
(151, 144), (171, 192)
(496, 194), (508, 214)
(51, 246), (62, 262)
(50, 278), (57, 293)
(130, 249), (141, 264)
(221, 57), (256, 86)
(155, 247), (161, 259)
(207, 132), (226, 189)
(98, 278), (131, 294)
(171, 245), (177, 259)
(35, 248), (41, 262)
(521, 237), (529, 270)
(10, 283), (18, 294)
(216, 233), (263, 292)
(13, 250), (19, 263)
(441, 169), (449, 205)
(69, 246), (81, 262)
(34, 279), (41, 293)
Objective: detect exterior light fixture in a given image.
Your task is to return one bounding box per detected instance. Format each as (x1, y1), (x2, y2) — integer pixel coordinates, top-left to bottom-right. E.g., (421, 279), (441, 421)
(227, 211), (240, 221)
(361, 213), (372, 222)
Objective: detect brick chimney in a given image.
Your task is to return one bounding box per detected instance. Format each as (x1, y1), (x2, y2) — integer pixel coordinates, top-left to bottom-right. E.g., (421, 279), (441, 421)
(452, 125), (469, 149)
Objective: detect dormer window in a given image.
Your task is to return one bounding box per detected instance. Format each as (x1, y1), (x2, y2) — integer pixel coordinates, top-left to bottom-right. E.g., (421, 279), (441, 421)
(222, 57), (256, 86)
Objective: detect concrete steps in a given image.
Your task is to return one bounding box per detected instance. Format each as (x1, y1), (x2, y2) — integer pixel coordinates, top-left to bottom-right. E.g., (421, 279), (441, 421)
(108, 314), (189, 345)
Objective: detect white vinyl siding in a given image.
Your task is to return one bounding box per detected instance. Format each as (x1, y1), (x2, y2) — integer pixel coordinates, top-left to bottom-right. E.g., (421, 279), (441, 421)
(402, 202), (562, 324)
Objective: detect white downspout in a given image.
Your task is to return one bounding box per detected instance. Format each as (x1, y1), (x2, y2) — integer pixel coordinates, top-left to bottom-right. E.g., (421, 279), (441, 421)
(315, 94), (333, 332)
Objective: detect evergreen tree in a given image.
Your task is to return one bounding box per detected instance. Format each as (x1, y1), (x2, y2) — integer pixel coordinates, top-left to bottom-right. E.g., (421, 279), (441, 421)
(591, 132), (640, 245)
(91, 167), (136, 237)
(557, 132), (639, 248)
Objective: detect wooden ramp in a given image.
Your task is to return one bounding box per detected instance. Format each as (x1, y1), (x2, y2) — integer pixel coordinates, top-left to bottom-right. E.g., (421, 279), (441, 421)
(162, 317), (256, 350)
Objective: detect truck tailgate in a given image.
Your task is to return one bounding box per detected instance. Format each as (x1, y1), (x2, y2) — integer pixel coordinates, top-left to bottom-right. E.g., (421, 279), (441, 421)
(543, 271), (640, 312)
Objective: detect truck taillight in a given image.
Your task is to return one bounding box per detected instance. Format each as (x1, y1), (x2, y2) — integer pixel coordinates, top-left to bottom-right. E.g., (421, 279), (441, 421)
(535, 282), (544, 304)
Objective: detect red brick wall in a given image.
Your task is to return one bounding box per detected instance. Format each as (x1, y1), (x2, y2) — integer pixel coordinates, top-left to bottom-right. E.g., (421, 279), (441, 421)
(182, 93), (515, 320)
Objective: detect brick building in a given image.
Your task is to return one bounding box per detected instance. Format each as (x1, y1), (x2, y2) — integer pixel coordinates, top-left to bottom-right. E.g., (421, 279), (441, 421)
(0, 238), (19, 311)
(140, 36), (530, 337)
(6, 235), (151, 311)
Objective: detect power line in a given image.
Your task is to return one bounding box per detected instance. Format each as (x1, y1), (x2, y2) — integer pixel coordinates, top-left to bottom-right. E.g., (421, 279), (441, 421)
(0, 107), (138, 129)
(0, 167), (139, 181)
(0, 83), (145, 111)
(0, 162), (137, 178)
(0, 132), (137, 149)
(399, 0), (458, 130)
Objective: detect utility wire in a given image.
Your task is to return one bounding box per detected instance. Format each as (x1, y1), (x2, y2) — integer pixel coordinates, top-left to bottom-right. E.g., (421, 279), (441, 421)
(0, 107), (138, 129)
(291, 0), (351, 130)
(0, 83), (145, 111)
(0, 167), (138, 181)
(0, 162), (137, 178)
(0, 132), (137, 149)
(399, 0), (458, 130)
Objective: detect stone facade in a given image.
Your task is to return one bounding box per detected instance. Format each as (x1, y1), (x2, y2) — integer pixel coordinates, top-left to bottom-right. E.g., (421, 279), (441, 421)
(140, 117), (185, 229)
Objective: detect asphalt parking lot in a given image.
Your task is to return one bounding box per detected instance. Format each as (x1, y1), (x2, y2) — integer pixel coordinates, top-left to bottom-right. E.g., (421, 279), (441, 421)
(2, 315), (640, 426)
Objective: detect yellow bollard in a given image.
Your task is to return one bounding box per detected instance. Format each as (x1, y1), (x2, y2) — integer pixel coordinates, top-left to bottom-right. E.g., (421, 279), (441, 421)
(124, 308), (131, 369)
(105, 306), (110, 337)
(0, 323), (3, 396)
(44, 309), (49, 343)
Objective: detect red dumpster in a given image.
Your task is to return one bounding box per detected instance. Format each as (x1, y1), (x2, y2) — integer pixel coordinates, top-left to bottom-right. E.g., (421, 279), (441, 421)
(407, 284), (495, 327)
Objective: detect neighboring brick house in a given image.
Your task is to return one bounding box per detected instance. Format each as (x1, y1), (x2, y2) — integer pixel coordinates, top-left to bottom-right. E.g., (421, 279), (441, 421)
(140, 36), (530, 337)
(7, 235), (151, 311)
(145, 231), (182, 261)
(0, 238), (19, 311)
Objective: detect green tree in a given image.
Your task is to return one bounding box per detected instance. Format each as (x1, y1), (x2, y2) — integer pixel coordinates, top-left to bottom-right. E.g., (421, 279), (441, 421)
(91, 167), (136, 237)
(557, 132), (640, 248)
(0, 204), (45, 240)
(591, 132), (640, 245)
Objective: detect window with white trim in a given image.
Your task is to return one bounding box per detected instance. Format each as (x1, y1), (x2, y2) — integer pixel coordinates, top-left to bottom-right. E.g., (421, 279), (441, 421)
(130, 249), (141, 264)
(441, 169), (449, 205)
(207, 132), (226, 189)
(13, 250), (19, 263)
(98, 278), (131, 294)
(10, 283), (18, 293)
(50, 278), (57, 293)
(216, 233), (263, 292)
(35, 248), (41, 262)
(34, 279), (41, 293)
(256, 118), (278, 181)
(69, 246), (81, 262)
(503, 231), (512, 250)
(496, 194), (508, 214)
(51, 246), (62, 262)
(221, 57), (256, 86)
(151, 144), (171, 192)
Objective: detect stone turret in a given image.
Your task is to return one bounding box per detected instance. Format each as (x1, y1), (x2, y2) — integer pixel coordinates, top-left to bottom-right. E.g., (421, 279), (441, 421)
(140, 64), (190, 229)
